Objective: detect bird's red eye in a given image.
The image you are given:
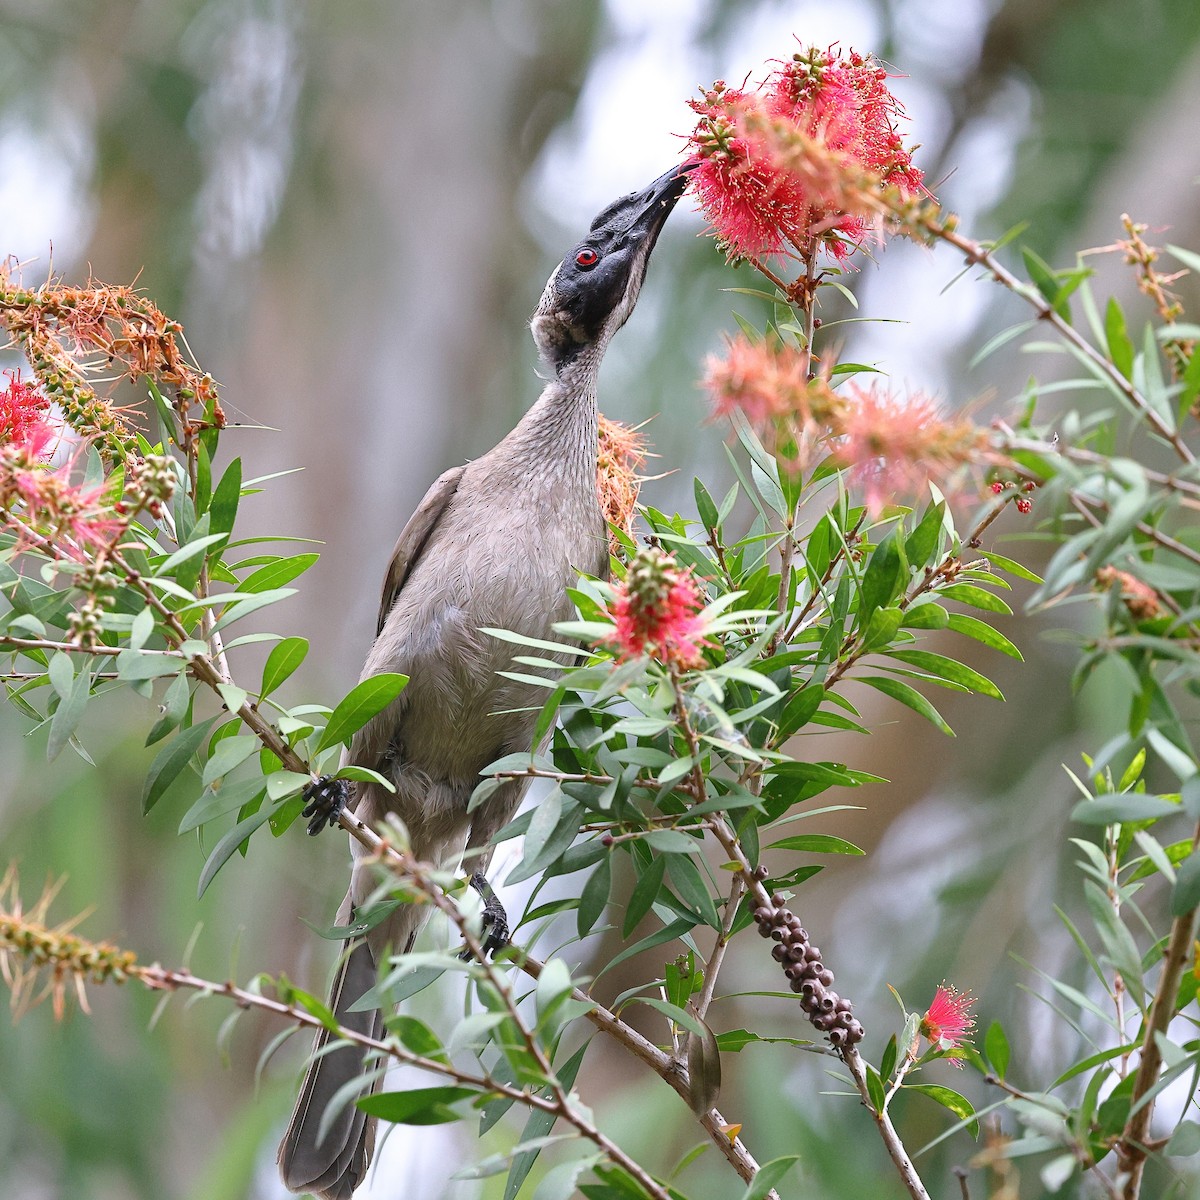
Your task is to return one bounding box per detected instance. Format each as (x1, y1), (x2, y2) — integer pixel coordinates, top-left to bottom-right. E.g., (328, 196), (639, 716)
(575, 248), (599, 268)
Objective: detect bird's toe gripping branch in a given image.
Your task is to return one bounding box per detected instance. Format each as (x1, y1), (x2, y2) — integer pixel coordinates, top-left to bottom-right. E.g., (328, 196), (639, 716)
(463, 871), (510, 958)
(301, 775), (352, 836)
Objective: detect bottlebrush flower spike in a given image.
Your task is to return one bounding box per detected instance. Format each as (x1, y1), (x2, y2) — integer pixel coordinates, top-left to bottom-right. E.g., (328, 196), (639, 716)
(606, 546), (709, 669)
(704, 333), (813, 425)
(685, 45), (924, 263)
(832, 382), (988, 514)
(0, 370), (53, 454)
(920, 983), (976, 1060)
(703, 332), (844, 426)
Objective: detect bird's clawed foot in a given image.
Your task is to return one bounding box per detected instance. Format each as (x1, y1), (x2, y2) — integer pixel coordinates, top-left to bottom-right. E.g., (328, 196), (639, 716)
(301, 775), (351, 836)
(461, 871), (509, 959)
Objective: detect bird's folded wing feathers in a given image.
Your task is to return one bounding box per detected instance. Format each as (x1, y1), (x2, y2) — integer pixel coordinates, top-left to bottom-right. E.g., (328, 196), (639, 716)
(376, 464), (466, 637)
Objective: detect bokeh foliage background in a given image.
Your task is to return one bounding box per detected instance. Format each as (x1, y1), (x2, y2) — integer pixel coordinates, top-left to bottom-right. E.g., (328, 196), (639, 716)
(2, 1), (1200, 1197)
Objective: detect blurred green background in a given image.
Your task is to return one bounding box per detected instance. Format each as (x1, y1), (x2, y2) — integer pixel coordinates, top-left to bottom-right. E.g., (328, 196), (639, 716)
(3, 1), (1200, 1197)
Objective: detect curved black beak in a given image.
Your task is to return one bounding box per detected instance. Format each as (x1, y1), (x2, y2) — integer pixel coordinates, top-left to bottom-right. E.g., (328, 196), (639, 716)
(590, 161), (696, 246)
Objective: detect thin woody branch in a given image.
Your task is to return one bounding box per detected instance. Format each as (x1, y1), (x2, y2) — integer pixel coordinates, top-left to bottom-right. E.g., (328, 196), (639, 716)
(1115, 818), (1200, 1198)
(0, 887), (670, 1200)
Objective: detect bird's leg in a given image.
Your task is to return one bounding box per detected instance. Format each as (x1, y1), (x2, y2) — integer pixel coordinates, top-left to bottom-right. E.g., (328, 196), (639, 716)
(301, 775), (352, 836)
(463, 871), (509, 958)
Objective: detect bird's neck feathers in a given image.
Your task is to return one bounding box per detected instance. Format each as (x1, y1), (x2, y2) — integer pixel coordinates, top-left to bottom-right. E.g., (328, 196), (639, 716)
(501, 355), (600, 486)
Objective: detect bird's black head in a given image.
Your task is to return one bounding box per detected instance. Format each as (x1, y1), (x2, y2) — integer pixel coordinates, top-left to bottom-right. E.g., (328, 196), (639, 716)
(532, 163), (693, 373)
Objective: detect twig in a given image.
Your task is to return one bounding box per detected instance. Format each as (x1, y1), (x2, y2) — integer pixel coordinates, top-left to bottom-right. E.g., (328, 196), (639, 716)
(701, 811), (933, 1200)
(1115, 818), (1200, 1199)
(0, 894), (670, 1200)
(905, 206), (1196, 467)
(694, 870), (745, 1023)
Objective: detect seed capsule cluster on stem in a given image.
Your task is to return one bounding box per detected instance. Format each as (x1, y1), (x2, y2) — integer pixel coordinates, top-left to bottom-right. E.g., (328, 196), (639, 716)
(752, 881), (864, 1048)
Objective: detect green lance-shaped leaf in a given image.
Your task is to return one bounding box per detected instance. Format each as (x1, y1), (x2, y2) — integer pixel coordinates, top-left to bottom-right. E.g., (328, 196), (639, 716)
(317, 673), (409, 752)
(739, 1155), (802, 1200)
(907, 1083), (979, 1137)
(143, 718), (218, 813)
(947, 612), (1022, 659)
(358, 1086), (478, 1126)
(503, 1043), (588, 1200)
(985, 1020), (1010, 1079)
(905, 499), (946, 569)
(208, 457), (242, 537)
(766, 834), (864, 855)
(241, 552), (320, 594)
(859, 527), (905, 623)
(859, 675), (954, 736)
(260, 636), (309, 700)
(577, 855), (612, 939)
(623, 854), (667, 937)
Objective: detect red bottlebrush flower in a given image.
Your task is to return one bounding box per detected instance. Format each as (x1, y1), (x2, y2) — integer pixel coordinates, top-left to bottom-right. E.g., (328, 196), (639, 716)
(606, 546), (709, 670)
(685, 46), (924, 263)
(920, 984), (976, 1059)
(0, 370), (53, 454)
(686, 86), (807, 260)
(832, 382), (987, 514)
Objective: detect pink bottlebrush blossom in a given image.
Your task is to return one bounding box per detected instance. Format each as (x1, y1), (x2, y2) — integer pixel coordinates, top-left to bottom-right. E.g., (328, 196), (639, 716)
(920, 984), (976, 1060)
(0, 370), (54, 454)
(685, 46), (925, 263)
(832, 383), (986, 514)
(607, 547), (709, 670)
(703, 333), (816, 425)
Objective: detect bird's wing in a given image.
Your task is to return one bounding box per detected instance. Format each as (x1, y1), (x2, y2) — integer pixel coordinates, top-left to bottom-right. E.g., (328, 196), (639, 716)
(376, 465), (466, 637)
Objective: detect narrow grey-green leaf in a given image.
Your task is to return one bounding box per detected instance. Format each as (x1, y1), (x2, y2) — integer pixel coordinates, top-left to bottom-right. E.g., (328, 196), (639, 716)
(667, 853), (722, 929)
(623, 854), (667, 936)
(1071, 794), (1179, 825)
(196, 797), (277, 897)
(1170, 850), (1200, 916)
(503, 1044), (588, 1200)
(47, 670), (90, 762)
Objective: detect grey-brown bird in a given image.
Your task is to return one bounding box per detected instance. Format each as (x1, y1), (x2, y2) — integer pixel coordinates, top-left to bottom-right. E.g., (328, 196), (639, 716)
(277, 163), (692, 1199)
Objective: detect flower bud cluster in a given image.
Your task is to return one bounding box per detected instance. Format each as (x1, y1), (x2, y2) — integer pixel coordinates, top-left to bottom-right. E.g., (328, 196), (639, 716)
(752, 889), (864, 1048)
(124, 453), (177, 518)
